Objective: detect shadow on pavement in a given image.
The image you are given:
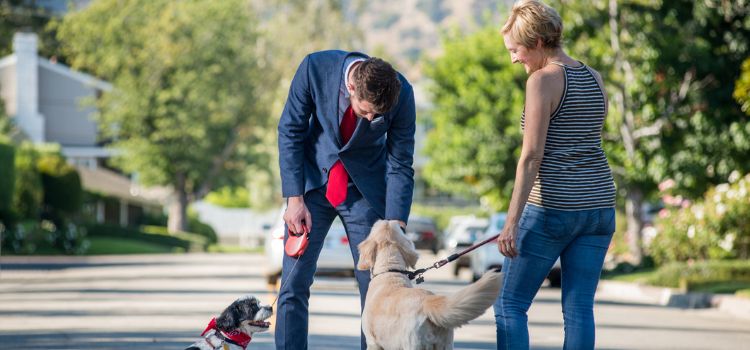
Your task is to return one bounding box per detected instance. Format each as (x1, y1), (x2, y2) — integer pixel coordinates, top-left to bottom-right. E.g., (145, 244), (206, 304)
(0, 330), (218, 350)
(0, 261), (178, 271)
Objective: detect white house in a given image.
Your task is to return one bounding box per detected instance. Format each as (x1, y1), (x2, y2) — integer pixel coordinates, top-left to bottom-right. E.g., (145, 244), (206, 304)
(0, 32), (164, 226)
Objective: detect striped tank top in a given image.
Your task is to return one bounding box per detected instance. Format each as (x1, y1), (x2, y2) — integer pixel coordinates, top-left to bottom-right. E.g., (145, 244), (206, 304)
(521, 62), (616, 210)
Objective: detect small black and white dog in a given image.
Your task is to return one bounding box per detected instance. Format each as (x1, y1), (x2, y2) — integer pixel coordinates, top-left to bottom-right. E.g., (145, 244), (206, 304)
(185, 295), (273, 350)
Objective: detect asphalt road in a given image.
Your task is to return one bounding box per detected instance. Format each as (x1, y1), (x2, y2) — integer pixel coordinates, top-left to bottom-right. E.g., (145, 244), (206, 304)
(1, 252), (749, 349)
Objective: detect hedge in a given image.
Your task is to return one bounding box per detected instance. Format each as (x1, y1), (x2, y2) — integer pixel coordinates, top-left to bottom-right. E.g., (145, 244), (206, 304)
(643, 260), (750, 291)
(141, 225), (209, 251)
(188, 214), (218, 244)
(12, 144), (43, 220)
(37, 154), (83, 215)
(0, 143), (14, 214)
(85, 223), (207, 252)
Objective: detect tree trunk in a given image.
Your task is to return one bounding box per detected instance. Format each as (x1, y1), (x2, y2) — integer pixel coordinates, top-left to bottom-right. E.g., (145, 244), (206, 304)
(625, 187), (644, 265)
(609, 0), (647, 265)
(168, 173), (188, 233)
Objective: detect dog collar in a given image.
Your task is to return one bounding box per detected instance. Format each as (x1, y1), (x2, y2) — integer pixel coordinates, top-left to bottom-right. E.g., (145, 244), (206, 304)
(370, 268), (416, 279)
(202, 317), (252, 347)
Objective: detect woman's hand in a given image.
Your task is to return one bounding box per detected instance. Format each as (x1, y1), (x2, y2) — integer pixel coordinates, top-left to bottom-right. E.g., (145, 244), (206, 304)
(497, 222), (519, 258)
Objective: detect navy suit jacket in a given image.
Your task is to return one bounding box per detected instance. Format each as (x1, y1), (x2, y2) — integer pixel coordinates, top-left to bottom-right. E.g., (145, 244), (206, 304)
(277, 50), (416, 222)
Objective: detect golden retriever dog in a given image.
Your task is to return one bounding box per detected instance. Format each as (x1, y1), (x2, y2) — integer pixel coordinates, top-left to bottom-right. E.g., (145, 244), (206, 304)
(357, 220), (502, 350)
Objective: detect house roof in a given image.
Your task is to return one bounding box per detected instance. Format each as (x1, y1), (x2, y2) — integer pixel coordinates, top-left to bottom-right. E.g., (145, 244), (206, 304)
(0, 54), (112, 91)
(76, 166), (166, 207)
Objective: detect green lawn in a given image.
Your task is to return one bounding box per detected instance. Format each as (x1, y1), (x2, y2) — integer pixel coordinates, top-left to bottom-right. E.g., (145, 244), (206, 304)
(5, 235), (262, 255)
(604, 268), (657, 283)
(692, 282), (750, 294)
(85, 237), (180, 254)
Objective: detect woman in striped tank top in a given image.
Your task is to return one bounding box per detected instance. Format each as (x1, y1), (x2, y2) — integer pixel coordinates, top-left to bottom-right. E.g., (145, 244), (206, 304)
(493, 1), (616, 349)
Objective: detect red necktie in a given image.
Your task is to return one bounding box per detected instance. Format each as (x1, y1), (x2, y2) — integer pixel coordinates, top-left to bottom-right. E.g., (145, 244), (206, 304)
(326, 106), (356, 207)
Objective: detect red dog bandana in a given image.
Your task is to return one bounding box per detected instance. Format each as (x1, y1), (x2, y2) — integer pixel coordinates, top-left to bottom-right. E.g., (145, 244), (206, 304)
(202, 317), (252, 348)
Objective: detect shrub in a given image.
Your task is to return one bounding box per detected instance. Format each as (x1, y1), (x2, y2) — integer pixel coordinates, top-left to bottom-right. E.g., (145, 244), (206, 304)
(0, 143), (14, 211)
(46, 221), (89, 255)
(141, 225), (209, 251)
(1, 221), (26, 254)
(85, 223), (207, 252)
(37, 154), (83, 216)
(12, 144), (43, 220)
(708, 173), (750, 258)
(0, 143), (14, 225)
(188, 211), (218, 244)
(649, 204), (731, 264)
(643, 260), (750, 291)
(651, 171), (750, 264)
(138, 210), (168, 226)
(1, 220), (88, 255)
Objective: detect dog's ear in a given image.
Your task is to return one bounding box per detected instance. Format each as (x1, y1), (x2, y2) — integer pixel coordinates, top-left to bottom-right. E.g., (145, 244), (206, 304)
(217, 297), (258, 331)
(357, 237), (376, 270)
(216, 304), (239, 331)
(391, 221), (419, 268)
(357, 220), (388, 270)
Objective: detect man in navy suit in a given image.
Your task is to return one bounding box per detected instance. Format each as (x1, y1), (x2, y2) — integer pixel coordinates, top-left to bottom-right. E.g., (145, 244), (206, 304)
(276, 50), (416, 349)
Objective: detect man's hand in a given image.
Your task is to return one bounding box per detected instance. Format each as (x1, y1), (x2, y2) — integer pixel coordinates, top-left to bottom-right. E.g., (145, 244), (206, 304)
(396, 220), (407, 233)
(393, 220), (407, 235)
(284, 196), (311, 234)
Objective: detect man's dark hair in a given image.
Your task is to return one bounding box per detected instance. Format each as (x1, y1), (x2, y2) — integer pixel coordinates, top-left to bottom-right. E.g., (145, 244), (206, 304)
(352, 57), (401, 114)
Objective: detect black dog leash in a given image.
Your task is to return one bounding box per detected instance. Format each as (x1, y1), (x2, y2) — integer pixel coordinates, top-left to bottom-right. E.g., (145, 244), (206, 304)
(384, 233), (501, 284)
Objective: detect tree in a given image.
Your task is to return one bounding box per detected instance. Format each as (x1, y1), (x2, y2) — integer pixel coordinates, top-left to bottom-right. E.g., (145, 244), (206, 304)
(0, 0), (65, 62)
(554, 0), (750, 263)
(735, 58), (750, 115)
(242, 0), (362, 209)
(56, 0), (274, 232)
(422, 26), (525, 210)
(424, 1), (750, 264)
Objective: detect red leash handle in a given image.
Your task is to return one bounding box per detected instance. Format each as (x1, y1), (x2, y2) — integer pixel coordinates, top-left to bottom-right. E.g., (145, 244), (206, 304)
(285, 227), (310, 258)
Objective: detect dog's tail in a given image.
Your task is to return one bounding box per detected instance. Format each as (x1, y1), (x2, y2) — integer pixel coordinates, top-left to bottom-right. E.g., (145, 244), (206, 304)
(423, 269), (502, 329)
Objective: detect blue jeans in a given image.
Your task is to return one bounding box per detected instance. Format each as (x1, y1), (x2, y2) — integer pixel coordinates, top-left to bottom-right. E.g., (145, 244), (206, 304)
(275, 183), (380, 350)
(494, 205), (615, 350)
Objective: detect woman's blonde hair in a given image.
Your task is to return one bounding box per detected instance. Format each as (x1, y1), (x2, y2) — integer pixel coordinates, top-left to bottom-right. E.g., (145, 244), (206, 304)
(502, 0), (563, 49)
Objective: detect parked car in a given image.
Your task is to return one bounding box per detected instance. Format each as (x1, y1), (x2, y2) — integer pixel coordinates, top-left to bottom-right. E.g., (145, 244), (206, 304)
(405, 216), (442, 254)
(444, 216), (489, 277)
(469, 212), (562, 287)
(264, 210), (354, 285)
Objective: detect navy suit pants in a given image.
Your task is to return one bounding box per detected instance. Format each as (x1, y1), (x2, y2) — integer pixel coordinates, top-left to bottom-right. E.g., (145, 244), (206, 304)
(275, 183), (381, 350)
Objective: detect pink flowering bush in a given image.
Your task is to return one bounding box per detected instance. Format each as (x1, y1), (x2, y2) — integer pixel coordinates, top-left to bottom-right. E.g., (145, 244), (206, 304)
(650, 172), (750, 265)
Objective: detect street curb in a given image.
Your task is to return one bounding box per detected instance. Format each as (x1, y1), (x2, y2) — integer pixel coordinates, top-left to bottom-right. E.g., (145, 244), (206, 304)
(597, 280), (750, 320)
